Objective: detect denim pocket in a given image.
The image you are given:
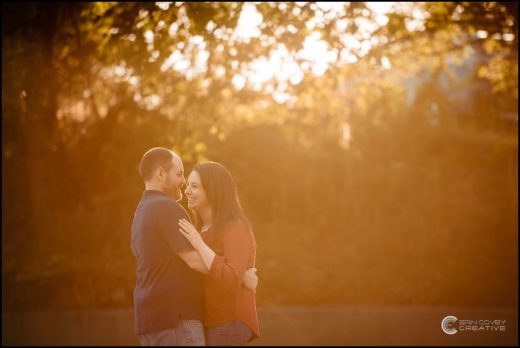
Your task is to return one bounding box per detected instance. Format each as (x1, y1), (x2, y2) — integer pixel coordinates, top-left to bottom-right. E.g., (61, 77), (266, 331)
(180, 320), (205, 346)
(183, 320), (195, 345)
(206, 320), (251, 345)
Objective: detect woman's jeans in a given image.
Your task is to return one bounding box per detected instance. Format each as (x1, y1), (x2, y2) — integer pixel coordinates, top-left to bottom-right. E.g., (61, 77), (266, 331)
(138, 320), (205, 346)
(205, 320), (252, 346)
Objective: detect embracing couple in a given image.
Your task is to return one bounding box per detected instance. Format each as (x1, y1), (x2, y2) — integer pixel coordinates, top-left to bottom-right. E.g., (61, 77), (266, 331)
(131, 147), (260, 346)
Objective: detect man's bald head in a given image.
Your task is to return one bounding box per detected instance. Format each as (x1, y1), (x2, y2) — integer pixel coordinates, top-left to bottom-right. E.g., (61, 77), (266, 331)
(139, 147), (180, 182)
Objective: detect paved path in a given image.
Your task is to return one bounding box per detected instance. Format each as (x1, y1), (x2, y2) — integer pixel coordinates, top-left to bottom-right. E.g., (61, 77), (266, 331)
(3, 306), (517, 345)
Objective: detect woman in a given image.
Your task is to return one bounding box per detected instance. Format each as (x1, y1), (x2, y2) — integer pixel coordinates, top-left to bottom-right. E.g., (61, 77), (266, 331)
(178, 161), (259, 345)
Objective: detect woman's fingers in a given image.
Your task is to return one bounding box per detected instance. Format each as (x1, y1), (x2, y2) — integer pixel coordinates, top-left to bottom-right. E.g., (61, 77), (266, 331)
(179, 220), (197, 233)
(179, 219), (193, 229)
(179, 225), (190, 235)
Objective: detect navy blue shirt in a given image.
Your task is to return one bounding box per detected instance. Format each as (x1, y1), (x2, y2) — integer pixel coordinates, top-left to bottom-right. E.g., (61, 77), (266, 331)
(131, 190), (203, 335)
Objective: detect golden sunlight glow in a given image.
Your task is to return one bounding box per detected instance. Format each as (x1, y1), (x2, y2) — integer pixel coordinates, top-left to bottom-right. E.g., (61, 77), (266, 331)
(161, 35), (208, 80)
(366, 2), (394, 26)
(299, 32), (337, 76)
(155, 2), (171, 11)
(158, 2), (423, 100)
(5, 3), (518, 343)
(339, 122), (352, 149)
(365, 2), (394, 14)
(234, 3), (263, 41)
(143, 30), (154, 44)
(315, 2), (344, 12)
(143, 94), (161, 110)
(476, 30), (488, 39)
(381, 56), (392, 69)
(221, 2), (401, 101)
(503, 33), (515, 41)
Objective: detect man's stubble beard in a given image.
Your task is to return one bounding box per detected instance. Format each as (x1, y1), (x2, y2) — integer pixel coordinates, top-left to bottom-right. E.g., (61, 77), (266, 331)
(163, 177), (182, 201)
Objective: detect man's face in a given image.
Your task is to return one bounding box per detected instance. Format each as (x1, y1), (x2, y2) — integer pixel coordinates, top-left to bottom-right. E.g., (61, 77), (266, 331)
(162, 156), (186, 201)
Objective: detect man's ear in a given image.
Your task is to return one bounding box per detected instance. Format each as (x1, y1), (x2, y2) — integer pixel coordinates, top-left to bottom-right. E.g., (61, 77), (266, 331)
(155, 166), (165, 179)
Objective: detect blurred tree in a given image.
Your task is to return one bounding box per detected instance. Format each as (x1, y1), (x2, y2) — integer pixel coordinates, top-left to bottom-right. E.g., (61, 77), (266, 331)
(2, 2), (517, 309)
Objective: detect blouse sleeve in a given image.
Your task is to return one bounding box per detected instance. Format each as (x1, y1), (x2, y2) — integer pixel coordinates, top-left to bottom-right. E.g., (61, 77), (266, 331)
(209, 222), (252, 292)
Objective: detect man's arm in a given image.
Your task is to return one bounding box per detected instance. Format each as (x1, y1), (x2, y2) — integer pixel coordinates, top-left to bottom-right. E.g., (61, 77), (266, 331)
(178, 250), (209, 274)
(243, 267), (258, 292)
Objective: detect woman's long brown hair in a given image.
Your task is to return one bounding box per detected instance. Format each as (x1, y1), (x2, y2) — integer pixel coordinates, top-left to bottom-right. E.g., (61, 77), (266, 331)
(191, 161), (251, 240)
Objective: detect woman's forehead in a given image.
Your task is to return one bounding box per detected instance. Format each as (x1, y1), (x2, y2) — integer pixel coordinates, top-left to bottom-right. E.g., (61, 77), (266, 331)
(170, 155), (184, 172)
(187, 170), (201, 182)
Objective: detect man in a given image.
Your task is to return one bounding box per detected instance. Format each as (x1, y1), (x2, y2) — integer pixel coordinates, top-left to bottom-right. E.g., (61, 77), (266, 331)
(131, 147), (257, 345)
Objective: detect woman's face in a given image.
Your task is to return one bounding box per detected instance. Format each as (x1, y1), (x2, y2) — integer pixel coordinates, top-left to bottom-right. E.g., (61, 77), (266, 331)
(185, 170), (210, 212)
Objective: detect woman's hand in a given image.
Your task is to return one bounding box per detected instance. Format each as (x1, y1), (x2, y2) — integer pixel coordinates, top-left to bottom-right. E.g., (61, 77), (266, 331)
(179, 219), (205, 250)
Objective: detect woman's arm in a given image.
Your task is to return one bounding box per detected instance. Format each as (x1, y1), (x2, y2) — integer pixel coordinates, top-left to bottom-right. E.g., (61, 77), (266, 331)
(203, 221), (254, 292)
(178, 250), (210, 274)
(179, 219), (257, 292)
(178, 219), (215, 270)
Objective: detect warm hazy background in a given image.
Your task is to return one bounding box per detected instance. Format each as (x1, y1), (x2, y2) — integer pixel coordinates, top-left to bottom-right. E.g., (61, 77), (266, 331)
(2, 2), (518, 311)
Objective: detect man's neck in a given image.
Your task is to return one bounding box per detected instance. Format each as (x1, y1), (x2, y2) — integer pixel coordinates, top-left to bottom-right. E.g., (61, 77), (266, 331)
(145, 182), (164, 193)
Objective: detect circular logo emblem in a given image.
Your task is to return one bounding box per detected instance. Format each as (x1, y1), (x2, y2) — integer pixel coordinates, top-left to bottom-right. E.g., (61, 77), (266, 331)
(441, 315), (458, 335)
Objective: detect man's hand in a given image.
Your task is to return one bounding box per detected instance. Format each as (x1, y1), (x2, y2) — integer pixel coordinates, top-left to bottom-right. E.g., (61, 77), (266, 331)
(242, 267), (258, 292)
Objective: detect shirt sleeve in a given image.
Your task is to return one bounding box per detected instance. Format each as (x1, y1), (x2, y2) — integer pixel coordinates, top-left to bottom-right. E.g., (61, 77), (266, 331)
(209, 222), (253, 292)
(156, 201), (195, 254)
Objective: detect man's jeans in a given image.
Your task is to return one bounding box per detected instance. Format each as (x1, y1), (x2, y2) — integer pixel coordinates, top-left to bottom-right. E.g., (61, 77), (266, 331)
(138, 320), (205, 346)
(206, 320), (252, 346)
